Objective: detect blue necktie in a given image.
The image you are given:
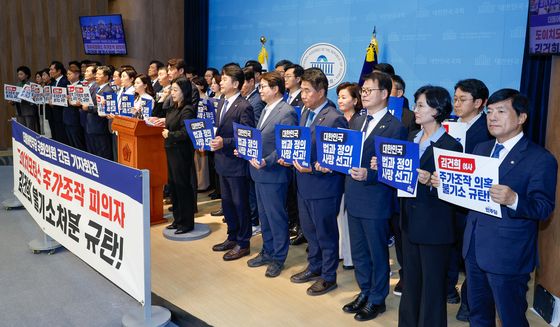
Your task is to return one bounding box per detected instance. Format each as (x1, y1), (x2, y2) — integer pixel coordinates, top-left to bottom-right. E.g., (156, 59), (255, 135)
(362, 115), (373, 132)
(305, 111), (316, 127)
(220, 99), (229, 122)
(491, 143), (504, 158)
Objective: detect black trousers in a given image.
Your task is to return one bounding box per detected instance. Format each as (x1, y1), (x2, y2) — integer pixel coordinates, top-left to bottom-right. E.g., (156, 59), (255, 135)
(87, 133), (113, 160)
(399, 230), (452, 327)
(166, 144), (195, 230)
(65, 124), (86, 151)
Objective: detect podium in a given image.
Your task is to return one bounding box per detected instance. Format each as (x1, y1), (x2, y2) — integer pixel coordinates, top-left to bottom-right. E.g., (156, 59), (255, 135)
(112, 116), (167, 225)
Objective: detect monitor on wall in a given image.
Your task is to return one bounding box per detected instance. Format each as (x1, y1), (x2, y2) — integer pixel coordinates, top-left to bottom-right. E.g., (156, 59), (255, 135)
(79, 14), (127, 55)
(528, 0), (560, 55)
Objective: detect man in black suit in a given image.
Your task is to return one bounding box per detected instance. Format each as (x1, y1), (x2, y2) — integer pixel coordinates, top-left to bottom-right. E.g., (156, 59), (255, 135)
(284, 64), (304, 108)
(64, 65), (86, 151)
(82, 66), (113, 160)
(288, 68), (348, 296)
(47, 61), (70, 145)
(148, 60), (164, 93)
(210, 63), (256, 261)
(342, 72), (408, 321)
(447, 78), (492, 321)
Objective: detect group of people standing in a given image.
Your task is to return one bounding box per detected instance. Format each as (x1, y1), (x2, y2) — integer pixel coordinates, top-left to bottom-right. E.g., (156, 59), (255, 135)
(11, 58), (557, 327)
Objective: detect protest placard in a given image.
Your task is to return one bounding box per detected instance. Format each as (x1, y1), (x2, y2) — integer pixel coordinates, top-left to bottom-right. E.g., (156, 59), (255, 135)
(374, 136), (419, 193)
(275, 125), (311, 167)
(316, 125), (363, 175)
(184, 118), (214, 151)
(233, 122), (262, 162)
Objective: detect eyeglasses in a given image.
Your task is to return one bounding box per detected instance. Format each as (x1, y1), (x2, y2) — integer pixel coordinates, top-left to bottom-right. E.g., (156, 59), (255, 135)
(258, 84), (271, 90)
(453, 97), (473, 105)
(360, 88), (383, 96)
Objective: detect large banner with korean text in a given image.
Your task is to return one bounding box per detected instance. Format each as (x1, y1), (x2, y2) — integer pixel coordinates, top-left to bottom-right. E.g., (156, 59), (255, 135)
(433, 147), (501, 218)
(11, 120), (147, 303)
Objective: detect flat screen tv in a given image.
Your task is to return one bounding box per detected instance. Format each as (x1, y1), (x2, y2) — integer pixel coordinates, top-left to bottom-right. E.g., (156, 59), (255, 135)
(79, 14), (127, 55)
(528, 0), (560, 55)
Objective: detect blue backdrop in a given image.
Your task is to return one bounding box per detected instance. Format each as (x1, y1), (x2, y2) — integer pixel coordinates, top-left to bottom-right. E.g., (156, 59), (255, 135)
(208, 0), (528, 104)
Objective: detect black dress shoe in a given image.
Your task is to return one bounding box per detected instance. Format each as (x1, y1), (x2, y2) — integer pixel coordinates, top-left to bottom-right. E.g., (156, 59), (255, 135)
(265, 261), (284, 278)
(342, 293), (368, 313)
(447, 287), (460, 304)
(165, 223), (178, 230)
(354, 303), (386, 321)
(174, 227), (193, 234)
(307, 278), (337, 296)
(342, 265), (354, 270)
(456, 302), (470, 322)
(247, 252), (272, 267)
(223, 245), (250, 261)
(212, 239), (236, 252)
(290, 268), (321, 283)
(290, 230), (307, 246)
(211, 208), (224, 216)
(209, 192), (221, 200)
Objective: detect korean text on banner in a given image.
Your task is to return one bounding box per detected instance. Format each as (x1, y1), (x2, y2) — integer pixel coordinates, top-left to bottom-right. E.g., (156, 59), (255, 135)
(197, 98), (217, 125)
(275, 125), (311, 168)
(11, 120), (148, 303)
(374, 136), (419, 194)
(433, 147), (501, 218)
(316, 125), (363, 175)
(51, 87), (68, 107)
(184, 118), (214, 151)
(233, 122), (262, 161)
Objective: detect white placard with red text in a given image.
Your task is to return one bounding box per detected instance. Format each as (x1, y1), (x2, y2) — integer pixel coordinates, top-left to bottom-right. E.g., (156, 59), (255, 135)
(51, 86), (68, 107)
(433, 147), (501, 218)
(4, 84), (22, 102)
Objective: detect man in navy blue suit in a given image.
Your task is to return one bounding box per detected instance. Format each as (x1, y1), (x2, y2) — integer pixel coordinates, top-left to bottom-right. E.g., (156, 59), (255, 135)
(210, 63), (256, 261)
(82, 66), (113, 160)
(433, 89), (557, 327)
(287, 68), (348, 295)
(342, 72), (407, 321)
(447, 78), (492, 321)
(246, 71), (297, 277)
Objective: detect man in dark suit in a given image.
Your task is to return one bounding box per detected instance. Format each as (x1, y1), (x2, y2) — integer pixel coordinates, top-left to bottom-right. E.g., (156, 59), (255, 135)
(287, 68), (348, 296)
(148, 60), (164, 93)
(247, 72), (297, 277)
(459, 89), (557, 327)
(342, 72), (408, 321)
(64, 65), (86, 151)
(47, 61), (70, 145)
(210, 63), (255, 261)
(82, 66), (113, 160)
(447, 78), (492, 321)
(284, 63), (306, 245)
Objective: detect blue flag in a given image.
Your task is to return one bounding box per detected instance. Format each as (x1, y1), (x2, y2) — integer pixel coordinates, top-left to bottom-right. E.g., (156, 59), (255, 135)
(387, 96), (404, 121)
(358, 28), (379, 86)
(275, 125), (311, 168)
(184, 118), (215, 151)
(374, 136), (419, 194)
(316, 126), (363, 175)
(233, 122), (262, 162)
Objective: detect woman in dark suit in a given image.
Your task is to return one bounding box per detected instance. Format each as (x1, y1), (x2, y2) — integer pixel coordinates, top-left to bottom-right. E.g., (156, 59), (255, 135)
(397, 85), (462, 327)
(162, 77), (197, 234)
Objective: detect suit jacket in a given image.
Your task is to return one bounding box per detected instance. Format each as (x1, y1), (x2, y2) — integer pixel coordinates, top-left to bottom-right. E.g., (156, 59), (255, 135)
(250, 101), (297, 184)
(465, 113), (493, 154)
(164, 103), (196, 148)
(246, 90), (265, 123)
(296, 102), (348, 200)
(288, 91), (303, 108)
(402, 131), (463, 244)
(345, 112), (408, 219)
(463, 136), (557, 274)
(214, 95), (255, 177)
(401, 107), (420, 133)
(86, 83), (112, 135)
(152, 80), (162, 94)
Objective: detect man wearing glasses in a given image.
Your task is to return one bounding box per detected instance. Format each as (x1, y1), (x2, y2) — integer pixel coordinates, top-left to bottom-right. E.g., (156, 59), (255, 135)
(342, 71), (407, 321)
(447, 78), (493, 322)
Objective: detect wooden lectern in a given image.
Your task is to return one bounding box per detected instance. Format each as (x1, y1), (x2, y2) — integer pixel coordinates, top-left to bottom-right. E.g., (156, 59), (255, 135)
(112, 116), (167, 225)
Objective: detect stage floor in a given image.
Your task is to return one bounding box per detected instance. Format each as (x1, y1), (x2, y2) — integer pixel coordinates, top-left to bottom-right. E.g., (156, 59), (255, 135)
(150, 193), (548, 327)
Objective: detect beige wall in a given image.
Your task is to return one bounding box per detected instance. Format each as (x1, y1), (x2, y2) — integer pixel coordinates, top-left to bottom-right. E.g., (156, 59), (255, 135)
(0, 0), (184, 150)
